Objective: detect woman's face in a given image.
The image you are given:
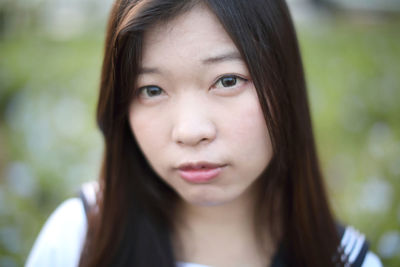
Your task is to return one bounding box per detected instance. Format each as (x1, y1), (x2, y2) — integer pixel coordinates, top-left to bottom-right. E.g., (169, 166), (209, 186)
(128, 5), (272, 207)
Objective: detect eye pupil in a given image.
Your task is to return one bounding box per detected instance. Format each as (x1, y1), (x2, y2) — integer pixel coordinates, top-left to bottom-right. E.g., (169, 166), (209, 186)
(221, 76), (237, 87)
(146, 86), (162, 96)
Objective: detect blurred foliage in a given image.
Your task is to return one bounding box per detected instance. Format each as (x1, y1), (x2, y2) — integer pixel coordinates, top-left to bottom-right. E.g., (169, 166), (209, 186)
(299, 16), (400, 266)
(0, 35), (104, 267)
(0, 1), (399, 266)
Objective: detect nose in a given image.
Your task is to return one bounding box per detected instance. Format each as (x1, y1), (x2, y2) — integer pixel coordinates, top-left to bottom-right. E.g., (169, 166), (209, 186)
(171, 100), (217, 147)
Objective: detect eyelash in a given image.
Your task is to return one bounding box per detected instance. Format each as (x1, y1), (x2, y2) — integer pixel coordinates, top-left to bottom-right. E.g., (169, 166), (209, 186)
(136, 74), (248, 99)
(212, 74), (248, 90)
(136, 85), (165, 99)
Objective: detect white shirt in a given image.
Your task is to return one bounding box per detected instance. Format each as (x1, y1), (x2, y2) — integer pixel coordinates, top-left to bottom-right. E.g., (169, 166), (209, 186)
(26, 198), (383, 267)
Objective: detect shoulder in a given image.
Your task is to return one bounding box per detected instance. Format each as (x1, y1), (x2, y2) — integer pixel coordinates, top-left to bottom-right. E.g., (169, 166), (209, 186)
(363, 252), (383, 267)
(25, 198), (87, 267)
(337, 225), (383, 267)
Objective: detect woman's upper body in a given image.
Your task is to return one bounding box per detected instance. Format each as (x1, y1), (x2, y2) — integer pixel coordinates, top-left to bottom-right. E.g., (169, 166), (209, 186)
(84, 1), (341, 265)
(26, 197), (383, 267)
(27, 0), (385, 266)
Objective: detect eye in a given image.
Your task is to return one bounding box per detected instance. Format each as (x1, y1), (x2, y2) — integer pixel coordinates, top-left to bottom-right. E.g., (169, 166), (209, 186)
(213, 75), (247, 89)
(137, 85), (165, 98)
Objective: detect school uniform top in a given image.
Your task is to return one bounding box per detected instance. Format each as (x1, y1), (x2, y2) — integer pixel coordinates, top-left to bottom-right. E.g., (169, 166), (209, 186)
(26, 186), (383, 267)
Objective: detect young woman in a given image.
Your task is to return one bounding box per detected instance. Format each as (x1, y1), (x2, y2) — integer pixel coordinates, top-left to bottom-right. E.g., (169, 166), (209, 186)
(26, 0), (383, 266)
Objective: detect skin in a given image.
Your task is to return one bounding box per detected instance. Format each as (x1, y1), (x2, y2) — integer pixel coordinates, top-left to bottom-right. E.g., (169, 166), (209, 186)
(128, 4), (273, 267)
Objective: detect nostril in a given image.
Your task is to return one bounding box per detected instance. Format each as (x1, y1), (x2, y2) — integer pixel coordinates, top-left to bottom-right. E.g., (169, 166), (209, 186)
(171, 118), (217, 146)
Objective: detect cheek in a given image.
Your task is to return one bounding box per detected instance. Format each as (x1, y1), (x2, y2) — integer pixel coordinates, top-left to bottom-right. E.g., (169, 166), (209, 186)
(222, 98), (271, 157)
(128, 107), (168, 167)
(218, 96), (273, 182)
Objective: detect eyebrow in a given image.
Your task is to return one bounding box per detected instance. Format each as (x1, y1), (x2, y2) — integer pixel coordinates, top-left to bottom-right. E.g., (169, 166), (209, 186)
(201, 51), (242, 65)
(138, 51), (243, 75)
(138, 67), (160, 75)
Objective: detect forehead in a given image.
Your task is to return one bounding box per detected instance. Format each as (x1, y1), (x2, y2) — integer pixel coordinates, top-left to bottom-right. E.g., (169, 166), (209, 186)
(141, 5), (238, 65)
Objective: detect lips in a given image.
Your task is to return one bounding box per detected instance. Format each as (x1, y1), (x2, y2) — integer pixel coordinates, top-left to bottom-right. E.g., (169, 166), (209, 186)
(177, 162), (226, 183)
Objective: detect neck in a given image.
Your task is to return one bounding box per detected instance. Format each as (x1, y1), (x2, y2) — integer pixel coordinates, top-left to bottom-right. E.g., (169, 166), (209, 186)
(172, 185), (274, 265)
(177, 193), (256, 232)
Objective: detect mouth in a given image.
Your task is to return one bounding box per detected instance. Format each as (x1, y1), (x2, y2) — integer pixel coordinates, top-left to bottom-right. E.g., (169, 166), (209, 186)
(178, 161), (226, 170)
(177, 162), (227, 183)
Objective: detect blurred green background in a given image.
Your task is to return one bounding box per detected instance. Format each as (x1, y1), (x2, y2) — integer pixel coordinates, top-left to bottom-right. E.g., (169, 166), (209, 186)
(0, 0), (399, 266)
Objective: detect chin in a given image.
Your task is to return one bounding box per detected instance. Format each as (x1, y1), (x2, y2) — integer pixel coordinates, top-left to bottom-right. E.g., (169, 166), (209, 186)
(188, 198), (225, 207)
(181, 187), (237, 207)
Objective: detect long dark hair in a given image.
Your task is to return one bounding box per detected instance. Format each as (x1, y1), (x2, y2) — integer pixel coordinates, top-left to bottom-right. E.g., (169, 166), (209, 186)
(79, 0), (340, 266)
